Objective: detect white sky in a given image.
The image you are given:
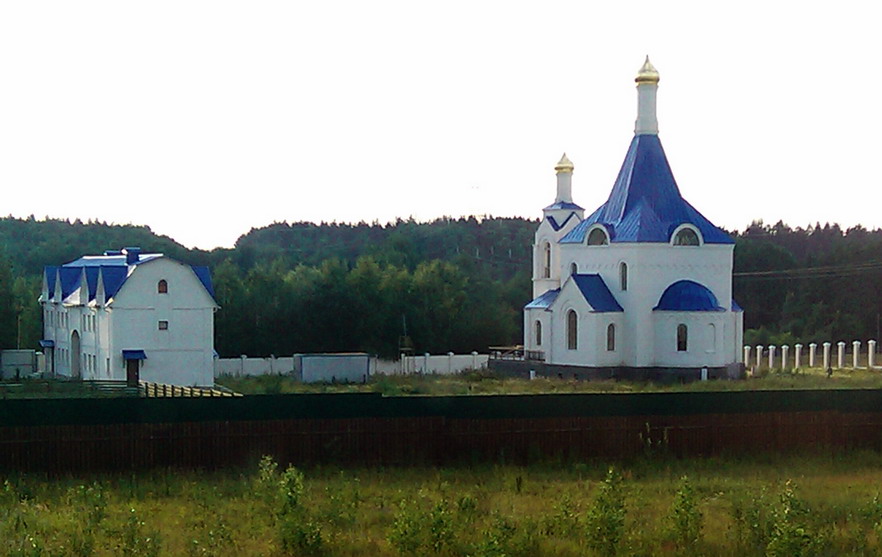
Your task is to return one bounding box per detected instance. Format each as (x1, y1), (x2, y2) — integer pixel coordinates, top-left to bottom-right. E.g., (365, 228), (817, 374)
(1, 1), (879, 250)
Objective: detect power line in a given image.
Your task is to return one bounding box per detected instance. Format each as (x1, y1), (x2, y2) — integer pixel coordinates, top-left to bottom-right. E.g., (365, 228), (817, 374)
(734, 260), (882, 280)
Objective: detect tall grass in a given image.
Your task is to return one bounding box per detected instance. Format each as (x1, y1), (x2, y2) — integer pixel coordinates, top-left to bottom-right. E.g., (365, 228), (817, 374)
(3, 453), (882, 554)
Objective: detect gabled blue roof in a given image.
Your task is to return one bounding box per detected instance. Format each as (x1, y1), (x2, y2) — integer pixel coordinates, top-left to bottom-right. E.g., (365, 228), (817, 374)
(525, 288), (560, 310)
(59, 267), (82, 300)
(731, 299), (743, 312)
(572, 274), (623, 312)
(654, 280), (725, 312)
(43, 249), (214, 304)
(191, 266), (215, 299)
(100, 266), (129, 300)
(560, 135), (734, 245)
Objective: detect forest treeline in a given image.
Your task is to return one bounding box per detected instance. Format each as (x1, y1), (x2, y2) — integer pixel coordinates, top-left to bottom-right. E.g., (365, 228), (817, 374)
(0, 215), (880, 357)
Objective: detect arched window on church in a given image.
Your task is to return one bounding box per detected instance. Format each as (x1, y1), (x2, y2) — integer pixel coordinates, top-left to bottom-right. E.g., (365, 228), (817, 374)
(158, 279), (168, 294)
(677, 324), (688, 352)
(674, 228), (700, 246)
(535, 321), (542, 347)
(620, 262), (628, 291)
(567, 310), (578, 350)
(570, 262), (578, 276)
(708, 323), (716, 353)
(542, 242), (551, 278)
(607, 323), (616, 351)
(587, 228), (609, 246)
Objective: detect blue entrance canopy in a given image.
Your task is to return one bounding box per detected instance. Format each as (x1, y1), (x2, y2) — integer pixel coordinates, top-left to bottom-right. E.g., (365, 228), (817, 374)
(39, 340), (55, 348)
(122, 350), (147, 360)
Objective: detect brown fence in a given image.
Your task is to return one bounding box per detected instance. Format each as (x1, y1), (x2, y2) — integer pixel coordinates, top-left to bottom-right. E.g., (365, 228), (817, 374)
(3, 409), (882, 473)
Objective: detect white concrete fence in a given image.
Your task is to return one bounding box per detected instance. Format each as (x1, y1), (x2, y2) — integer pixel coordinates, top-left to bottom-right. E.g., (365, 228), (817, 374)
(215, 352), (488, 378)
(743, 340), (880, 371)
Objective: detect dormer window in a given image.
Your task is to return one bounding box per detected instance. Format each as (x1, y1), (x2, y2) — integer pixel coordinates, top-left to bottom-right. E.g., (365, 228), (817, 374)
(672, 226), (701, 246)
(158, 280), (168, 294)
(587, 227), (609, 246)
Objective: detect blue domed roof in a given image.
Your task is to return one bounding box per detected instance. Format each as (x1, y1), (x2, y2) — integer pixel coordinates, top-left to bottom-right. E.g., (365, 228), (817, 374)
(654, 280), (725, 312)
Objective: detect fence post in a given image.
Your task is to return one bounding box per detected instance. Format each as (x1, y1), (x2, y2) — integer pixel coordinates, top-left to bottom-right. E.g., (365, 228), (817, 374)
(240, 355), (246, 377)
(781, 345), (789, 370)
(837, 341), (846, 369)
(794, 343), (802, 369)
(472, 351), (478, 370)
(423, 353), (430, 374)
(870, 340), (877, 369)
(755, 345), (763, 370)
(768, 345), (776, 369)
(743, 345), (751, 368)
(823, 342), (831, 369)
(853, 341), (861, 368)
(448, 352), (454, 374)
(809, 343), (817, 367)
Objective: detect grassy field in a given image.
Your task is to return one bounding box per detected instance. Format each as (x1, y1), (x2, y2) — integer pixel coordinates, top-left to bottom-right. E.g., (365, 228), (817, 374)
(217, 365), (882, 396)
(5, 452), (882, 556)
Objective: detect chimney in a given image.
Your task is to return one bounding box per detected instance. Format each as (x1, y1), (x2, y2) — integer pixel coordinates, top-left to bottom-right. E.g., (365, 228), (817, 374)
(122, 247), (141, 265)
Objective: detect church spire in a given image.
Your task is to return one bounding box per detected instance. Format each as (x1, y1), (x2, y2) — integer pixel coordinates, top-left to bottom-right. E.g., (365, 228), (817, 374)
(634, 56), (659, 135)
(554, 153), (574, 203)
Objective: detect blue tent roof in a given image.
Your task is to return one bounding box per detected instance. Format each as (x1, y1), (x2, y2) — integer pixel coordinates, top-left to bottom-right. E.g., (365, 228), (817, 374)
(544, 200), (584, 211)
(525, 288), (560, 310)
(572, 274), (623, 312)
(560, 135), (733, 245)
(654, 280), (725, 312)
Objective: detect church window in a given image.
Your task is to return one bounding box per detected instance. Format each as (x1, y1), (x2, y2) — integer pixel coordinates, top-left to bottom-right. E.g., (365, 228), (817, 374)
(158, 279), (168, 294)
(570, 262), (578, 276)
(674, 228), (700, 246)
(708, 323), (716, 352)
(535, 321), (542, 346)
(677, 324), (688, 352)
(567, 310), (578, 350)
(158, 320), (169, 331)
(587, 228), (609, 246)
(542, 243), (551, 278)
(607, 323), (616, 351)
(620, 262), (628, 291)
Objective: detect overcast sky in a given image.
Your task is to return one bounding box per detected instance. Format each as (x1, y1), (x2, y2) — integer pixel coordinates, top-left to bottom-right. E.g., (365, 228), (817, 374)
(0, 1), (879, 249)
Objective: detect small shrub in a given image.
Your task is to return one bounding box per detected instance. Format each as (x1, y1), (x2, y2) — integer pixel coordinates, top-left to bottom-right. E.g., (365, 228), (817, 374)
(585, 467), (626, 557)
(388, 498), (424, 555)
(279, 515), (324, 556)
(766, 480), (824, 557)
(669, 475), (702, 551)
(118, 508), (161, 557)
(279, 465), (305, 515)
(427, 499), (454, 553)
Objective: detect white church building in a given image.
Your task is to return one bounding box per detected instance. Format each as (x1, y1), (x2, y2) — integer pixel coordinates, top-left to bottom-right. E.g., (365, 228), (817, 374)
(39, 247), (218, 386)
(524, 59), (743, 375)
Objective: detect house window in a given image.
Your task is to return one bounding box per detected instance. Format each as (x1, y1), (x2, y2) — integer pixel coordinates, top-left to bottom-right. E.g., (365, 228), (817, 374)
(158, 279), (168, 294)
(677, 324), (688, 352)
(542, 243), (551, 278)
(567, 310), (578, 350)
(607, 324), (616, 351)
(674, 228), (700, 246)
(620, 262), (628, 291)
(158, 320), (169, 331)
(535, 321), (542, 346)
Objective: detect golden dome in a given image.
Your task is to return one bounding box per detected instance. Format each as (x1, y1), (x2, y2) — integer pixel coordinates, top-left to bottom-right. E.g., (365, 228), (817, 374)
(635, 55), (659, 85)
(555, 153), (574, 174)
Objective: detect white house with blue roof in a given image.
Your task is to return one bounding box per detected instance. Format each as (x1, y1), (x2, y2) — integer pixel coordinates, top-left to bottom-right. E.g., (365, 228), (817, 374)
(39, 247), (218, 386)
(525, 58), (743, 372)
